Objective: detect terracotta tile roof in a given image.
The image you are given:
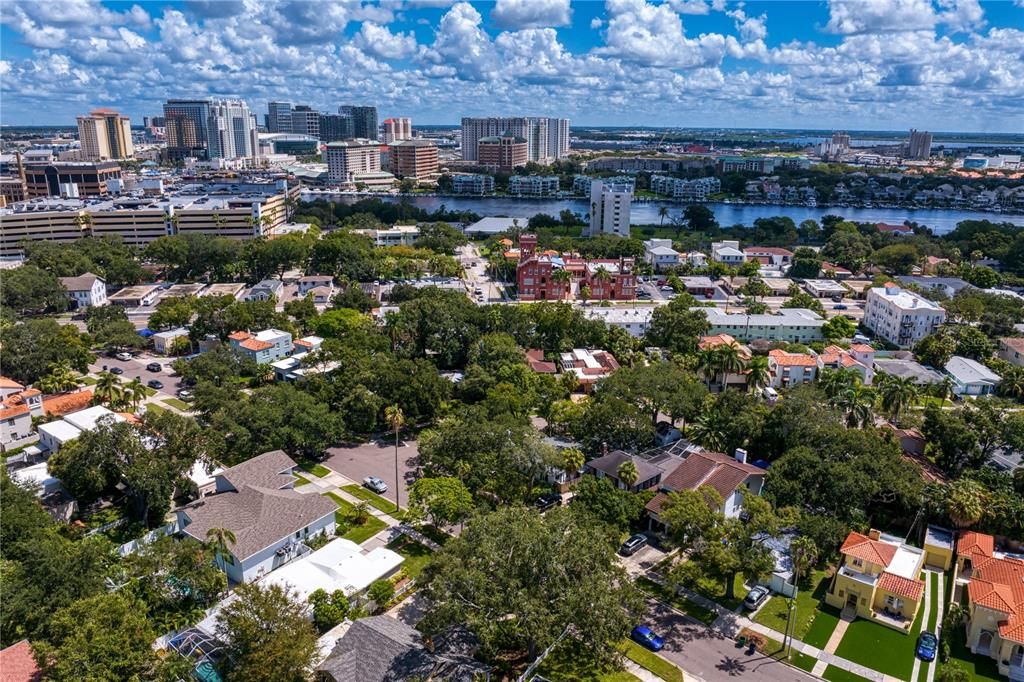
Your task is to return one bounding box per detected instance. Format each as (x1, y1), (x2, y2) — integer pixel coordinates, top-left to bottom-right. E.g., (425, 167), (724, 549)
(957, 531), (994, 559)
(821, 261), (852, 273)
(960, 541), (1024, 644)
(743, 246), (793, 256)
(0, 377), (25, 390)
(0, 402), (30, 418)
(648, 450), (764, 514)
(879, 571), (925, 601)
(0, 639), (42, 681)
(294, 339), (314, 348)
(968, 578), (1017, 613)
(228, 331), (251, 341)
(239, 338), (273, 351)
(525, 349), (557, 374)
(769, 349), (817, 367)
(1000, 338), (1024, 354)
(19, 388), (41, 398)
(839, 531), (897, 567)
(850, 344), (874, 353)
(42, 390), (94, 416)
(877, 223), (913, 233)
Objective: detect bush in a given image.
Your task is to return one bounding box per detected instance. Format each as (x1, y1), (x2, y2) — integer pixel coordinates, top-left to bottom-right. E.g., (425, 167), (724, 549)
(367, 579), (395, 608)
(308, 588), (349, 633)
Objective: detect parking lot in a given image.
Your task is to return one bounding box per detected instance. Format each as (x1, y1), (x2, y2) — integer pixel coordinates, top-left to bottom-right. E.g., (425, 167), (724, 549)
(323, 438), (420, 509)
(87, 353), (186, 401)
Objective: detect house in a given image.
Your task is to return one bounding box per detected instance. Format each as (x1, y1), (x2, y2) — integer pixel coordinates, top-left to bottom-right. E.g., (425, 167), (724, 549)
(803, 279), (847, 299)
(897, 276), (972, 299)
(743, 246), (793, 268)
(59, 272), (107, 309)
(297, 275), (334, 296)
(228, 329), (293, 364)
(175, 450), (338, 583)
(307, 286), (334, 305)
(585, 449), (668, 492)
(37, 405), (124, 452)
(643, 239), (680, 272)
(261, 538), (403, 603)
(817, 344), (875, 385)
(316, 616), (491, 682)
(877, 222), (914, 236)
(244, 279), (284, 302)
(655, 421), (683, 446)
(1, 384), (43, 445)
(711, 240), (746, 265)
(944, 356), (1001, 396)
(559, 348), (619, 391)
(825, 529), (926, 632)
(923, 256), (951, 275)
(0, 376), (25, 400)
(681, 276), (719, 299)
(768, 349), (818, 388)
(873, 358), (945, 385)
(955, 530), (1024, 679)
(108, 284), (160, 307)
(525, 349), (557, 374)
(998, 338), (1024, 367)
(820, 262), (853, 279)
(152, 327), (190, 355)
(0, 639), (42, 682)
(698, 334), (752, 388)
(646, 448), (766, 525)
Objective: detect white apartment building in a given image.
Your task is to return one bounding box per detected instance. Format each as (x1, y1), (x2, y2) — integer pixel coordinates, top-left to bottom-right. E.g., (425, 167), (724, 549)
(587, 179), (632, 237)
(452, 174), (494, 194)
(649, 176), (721, 201)
(208, 99), (258, 160)
(863, 284), (946, 349)
(711, 240), (746, 265)
(325, 140), (381, 183)
(460, 116), (570, 162)
(702, 307), (825, 343)
(583, 307), (655, 337)
(352, 225), (420, 246)
(508, 175), (559, 197)
(59, 272), (107, 309)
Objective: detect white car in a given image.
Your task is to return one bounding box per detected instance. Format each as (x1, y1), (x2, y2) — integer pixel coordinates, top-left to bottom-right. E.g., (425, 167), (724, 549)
(363, 476), (389, 494)
(115, 352), (133, 361)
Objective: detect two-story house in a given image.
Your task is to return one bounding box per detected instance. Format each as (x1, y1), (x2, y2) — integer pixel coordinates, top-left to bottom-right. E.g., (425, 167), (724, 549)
(711, 240), (746, 265)
(646, 448), (766, 527)
(244, 279), (284, 302)
(768, 349), (819, 388)
(816, 344), (875, 385)
(0, 379), (43, 445)
(228, 329), (294, 364)
(59, 272), (107, 309)
(826, 529), (926, 632)
(998, 338), (1024, 368)
(176, 450), (337, 583)
(297, 275), (335, 296)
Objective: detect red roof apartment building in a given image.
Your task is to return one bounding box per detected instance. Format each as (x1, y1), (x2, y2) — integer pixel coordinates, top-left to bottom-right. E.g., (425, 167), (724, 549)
(515, 234), (637, 301)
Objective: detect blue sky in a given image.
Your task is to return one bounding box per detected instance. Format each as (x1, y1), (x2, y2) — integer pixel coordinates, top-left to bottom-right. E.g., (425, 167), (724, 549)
(1, 0), (1022, 131)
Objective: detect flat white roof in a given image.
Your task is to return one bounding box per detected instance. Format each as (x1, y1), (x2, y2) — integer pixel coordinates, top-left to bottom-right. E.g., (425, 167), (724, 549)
(10, 462), (60, 493)
(189, 461), (224, 489)
(887, 544), (924, 580)
(38, 420), (83, 443)
(153, 327), (189, 340)
(871, 286), (945, 312)
(63, 405), (124, 431)
(262, 538), (404, 603)
(253, 328), (289, 341)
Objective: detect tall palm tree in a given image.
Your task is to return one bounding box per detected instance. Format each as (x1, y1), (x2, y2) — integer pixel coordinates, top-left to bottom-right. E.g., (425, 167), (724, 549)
(206, 527), (237, 579)
(384, 404), (405, 513)
(716, 343), (746, 389)
(592, 266), (612, 299)
(745, 356), (771, 392)
(617, 460), (639, 490)
(837, 384), (875, 428)
(933, 376), (955, 407)
(998, 366), (1024, 399)
(878, 374), (919, 426)
(696, 348), (720, 390)
(790, 536), (819, 584)
(820, 368), (858, 401)
(945, 479), (988, 528)
(124, 378), (146, 412)
(94, 371), (123, 408)
(551, 268), (572, 299)
(658, 206), (669, 226)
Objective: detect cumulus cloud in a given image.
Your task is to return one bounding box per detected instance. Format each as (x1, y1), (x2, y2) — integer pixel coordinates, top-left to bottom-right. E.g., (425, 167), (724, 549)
(491, 0), (572, 29)
(354, 22), (420, 59)
(824, 0), (938, 34)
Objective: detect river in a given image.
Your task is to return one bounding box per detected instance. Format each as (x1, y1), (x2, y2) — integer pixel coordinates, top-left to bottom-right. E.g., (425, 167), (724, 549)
(303, 192), (1024, 235)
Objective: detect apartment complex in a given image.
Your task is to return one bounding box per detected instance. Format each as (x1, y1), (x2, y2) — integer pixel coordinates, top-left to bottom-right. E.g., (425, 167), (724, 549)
(863, 283), (946, 348)
(478, 134), (528, 171)
(208, 99), (258, 160)
(701, 307), (826, 343)
(76, 109), (134, 160)
(452, 174), (494, 194)
(508, 175), (559, 197)
(382, 117), (412, 143)
(649, 176), (721, 201)
(460, 116), (570, 162)
(908, 129), (933, 160)
(388, 139), (439, 180)
(325, 140), (382, 183)
(587, 179), (632, 237)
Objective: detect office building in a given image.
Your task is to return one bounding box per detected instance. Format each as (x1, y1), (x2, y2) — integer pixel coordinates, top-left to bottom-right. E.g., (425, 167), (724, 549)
(478, 134), (528, 171)
(325, 139), (381, 182)
(863, 283), (946, 348)
(587, 179), (632, 237)
(382, 117), (412, 144)
(23, 161), (121, 198)
(76, 109), (134, 160)
(452, 174), (494, 194)
(389, 139), (438, 180)
(319, 113), (354, 142)
(819, 131), (850, 160)
(207, 99), (258, 160)
(508, 175), (559, 197)
(142, 116), (166, 129)
(339, 106), (378, 140)
(163, 99), (212, 160)
(267, 101), (293, 133)
(907, 129), (933, 160)
(289, 105), (320, 139)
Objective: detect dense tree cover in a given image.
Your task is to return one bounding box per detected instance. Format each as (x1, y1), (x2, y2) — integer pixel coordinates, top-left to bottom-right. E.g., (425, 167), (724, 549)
(788, 247), (823, 279)
(408, 476), (475, 528)
(914, 324), (994, 367)
(144, 233), (243, 282)
(297, 197), (480, 229)
(308, 230), (462, 283)
(420, 506), (643, 665)
(414, 222), (468, 255)
(0, 318), (93, 384)
(942, 288), (1024, 337)
(23, 235), (145, 286)
(84, 304), (145, 351)
(922, 400), (1024, 476)
(0, 265), (68, 316)
(570, 475), (651, 531)
(644, 293), (711, 355)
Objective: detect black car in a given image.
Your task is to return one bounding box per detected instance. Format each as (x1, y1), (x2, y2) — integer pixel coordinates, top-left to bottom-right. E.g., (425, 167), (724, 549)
(146, 362), (162, 372)
(535, 493), (562, 512)
(109, 367), (124, 375)
(147, 379), (164, 389)
(619, 534), (648, 556)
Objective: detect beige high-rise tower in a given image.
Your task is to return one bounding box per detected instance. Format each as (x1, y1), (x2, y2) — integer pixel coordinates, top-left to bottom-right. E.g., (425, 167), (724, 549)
(77, 109), (134, 160)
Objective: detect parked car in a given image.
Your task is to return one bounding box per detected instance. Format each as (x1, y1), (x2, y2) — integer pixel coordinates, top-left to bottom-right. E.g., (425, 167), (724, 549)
(176, 389), (194, 401)
(115, 352), (133, 361)
(660, 285), (675, 292)
(110, 367), (124, 375)
(743, 585), (770, 610)
(831, 295), (844, 303)
(619, 534), (648, 557)
(363, 476), (388, 494)
(833, 304), (848, 310)
(535, 492), (562, 512)
(916, 632), (938, 662)
(146, 362), (162, 372)
(630, 625), (664, 652)
(147, 379), (164, 390)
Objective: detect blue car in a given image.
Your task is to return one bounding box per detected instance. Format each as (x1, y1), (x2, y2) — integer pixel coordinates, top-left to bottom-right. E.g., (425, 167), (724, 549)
(631, 625), (664, 652)
(916, 632), (938, 661)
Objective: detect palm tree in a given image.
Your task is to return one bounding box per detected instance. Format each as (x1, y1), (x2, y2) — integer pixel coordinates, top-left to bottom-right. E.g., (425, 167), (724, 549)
(94, 371), (123, 408)
(945, 479), (988, 528)
(837, 384), (875, 428)
(551, 268), (572, 299)
(819, 368), (858, 401)
(592, 266), (612, 299)
(658, 206), (669, 226)
(384, 404), (405, 513)
(688, 410), (727, 452)
(716, 343), (746, 389)
(205, 527), (237, 579)
(745, 356), (771, 392)
(878, 374), (919, 426)
(351, 501), (371, 525)
(37, 362), (80, 394)
(696, 348), (720, 390)
(617, 460), (639, 490)
(998, 366), (1024, 399)
(561, 447), (585, 481)
(579, 284), (591, 306)
(124, 378), (146, 412)
(933, 376), (955, 407)
(790, 536), (819, 584)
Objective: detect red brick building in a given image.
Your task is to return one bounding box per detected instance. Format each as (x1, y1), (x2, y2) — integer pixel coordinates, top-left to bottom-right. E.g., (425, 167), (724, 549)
(516, 234), (637, 301)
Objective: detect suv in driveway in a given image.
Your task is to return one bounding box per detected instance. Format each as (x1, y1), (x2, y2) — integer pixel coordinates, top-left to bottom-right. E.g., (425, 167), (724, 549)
(363, 476), (388, 494)
(743, 585), (770, 610)
(619, 534), (648, 556)
(535, 493), (562, 512)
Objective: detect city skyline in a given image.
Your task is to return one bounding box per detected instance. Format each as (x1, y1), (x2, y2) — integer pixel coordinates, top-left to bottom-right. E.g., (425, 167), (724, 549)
(0, 0), (1022, 132)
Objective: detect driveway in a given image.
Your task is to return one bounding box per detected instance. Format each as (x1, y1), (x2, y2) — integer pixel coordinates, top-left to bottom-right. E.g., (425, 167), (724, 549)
(620, 542), (669, 578)
(645, 598), (818, 682)
(323, 438), (420, 508)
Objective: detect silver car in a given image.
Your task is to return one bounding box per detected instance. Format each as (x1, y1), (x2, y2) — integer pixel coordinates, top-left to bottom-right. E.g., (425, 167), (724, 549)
(363, 476), (388, 494)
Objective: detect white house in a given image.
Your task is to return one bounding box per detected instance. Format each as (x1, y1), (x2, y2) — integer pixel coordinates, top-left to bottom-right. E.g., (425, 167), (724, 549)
(643, 239), (680, 272)
(647, 449), (766, 525)
(1, 383), (43, 445)
(944, 356), (1001, 396)
(59, 272), (107, 309)
(863, 283), (946, 349)
(152, 327), (190, 355)
(37, 405), (124, 452)
(244, 279), (284, 302)
(228, 329), (293, 364)
(261, 538), (404, 603)
(711, 240), (746, 265)
(803, 279), (847, 299)
(297, 275), (335, 296)
(767, 349), (818, 388)
(176, 451), (338, 583)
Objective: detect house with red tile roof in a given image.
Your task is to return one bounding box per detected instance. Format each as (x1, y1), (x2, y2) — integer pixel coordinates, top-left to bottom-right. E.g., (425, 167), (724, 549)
(228, 328), (293, 364)
(645, 448), (766, 525)
(525, 349), (557, 374)
(955, 531), (1024, 677)
(767, 349), (818, 388)
(1, 387), (44, 445)
(877, 222), (914, 236)
(825, 528), (927, 632)
(816, 344), (875, 385)
(0, 639), (42, 681)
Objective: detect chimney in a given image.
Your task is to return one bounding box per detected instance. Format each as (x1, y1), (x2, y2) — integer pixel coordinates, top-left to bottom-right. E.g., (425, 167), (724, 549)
(734, 448), (747, 465)
(868, 528), (881, 541)
(601, 441), (609, 457)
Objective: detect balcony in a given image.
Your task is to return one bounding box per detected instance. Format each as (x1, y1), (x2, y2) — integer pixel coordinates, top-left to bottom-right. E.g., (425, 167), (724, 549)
(839, 564), (880, 587)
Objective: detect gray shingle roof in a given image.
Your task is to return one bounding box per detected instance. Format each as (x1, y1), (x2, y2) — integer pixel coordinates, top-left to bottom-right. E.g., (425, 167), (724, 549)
(219, 449), (296, 490)
(58, 272), (102, 291)
(586, 450), (664, 484)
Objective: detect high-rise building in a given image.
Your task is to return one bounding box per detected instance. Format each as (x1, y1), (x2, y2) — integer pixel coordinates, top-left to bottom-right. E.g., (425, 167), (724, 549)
(461, 117), (528, 162)
(587, 179), (633, 238)
(164, 99), (213, 161)
(325, 139), (381, 182)
(545, 117), (571, 160)
(908, 129), (933, 160)
(382, 117), (412, 144)
(289, 105), (320, 139)
(389, 139), (438, 180)
(339, 106), (378, 140)
(478, 134), (528, 171)
(76, 109), (134, 160)
(267, 101), (293, 134)
(142, 116), (165, 129)
(319, 114), (354, 142)
(461, 116), (570, 162)
(207, 99), (258, 159)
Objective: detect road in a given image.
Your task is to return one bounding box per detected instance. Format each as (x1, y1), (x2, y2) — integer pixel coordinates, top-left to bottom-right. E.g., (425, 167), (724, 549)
(323, 437), (420, 509)
(644, 598), (819, 682)
(458, 244), (505, 304)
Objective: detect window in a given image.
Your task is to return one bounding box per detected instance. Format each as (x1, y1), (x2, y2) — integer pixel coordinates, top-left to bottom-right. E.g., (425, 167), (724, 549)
(851, 558), (864, 569)
(885, 595), (904, 610)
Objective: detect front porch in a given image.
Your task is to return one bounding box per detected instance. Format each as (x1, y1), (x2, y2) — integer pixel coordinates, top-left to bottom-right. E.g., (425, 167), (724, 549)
(869, 608), (914, 633)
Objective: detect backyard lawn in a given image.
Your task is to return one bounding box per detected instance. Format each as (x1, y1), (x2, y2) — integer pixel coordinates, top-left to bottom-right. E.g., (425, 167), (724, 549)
(535, 639), (640, 682)
(342, 483), (405, 517)
(385, 536), (433, 579)
(753, 570), (838, 645)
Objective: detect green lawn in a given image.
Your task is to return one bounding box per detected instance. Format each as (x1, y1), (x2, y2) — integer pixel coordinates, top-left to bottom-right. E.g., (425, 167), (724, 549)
(78, 375), (97, 385)
(342, 484), (404, 517)
(296, 459), (331, 478)
(386, 536), (433, 580)
(161, 398), (191, 410)
(141, 385), (158, 397)
(535, 638), (640, 682)
(822, 664), (872, 682)
(938, 628), (1003, 682)
(753, 571), (835, 642)
(636, 577), (718, 626)
(322, 492), (388, 544)
(691, 572), (748, 611)
(833, 578), (925, 681)
(618, 640), (683, 682)
(789, 650), (818, 672)
(802, 604), (842, 649)
(145, 403), (166, 415)
(293, 473), (311, 487)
